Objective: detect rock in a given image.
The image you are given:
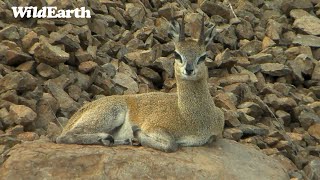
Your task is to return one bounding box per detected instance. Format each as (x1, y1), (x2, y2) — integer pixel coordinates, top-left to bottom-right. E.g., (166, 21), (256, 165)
(0, 71), (37, 93)
(293, 34), (320, 47)
(36, 63), (60, 79)
(4, 50), (32, 66)
(237, 102), (263, 118)
(0, 25), (20, 40)
(109, 7), (127, 27)
(124, 50), (155, 67)
(126, 3), (145, 24)
(9, 104), (37, 125)
(215, 92), (237, 111)
(312, 62), (320, 81)
(237, 111), (256, 124)
(239, 124), (269, 136)
(223, 109), (241, 127)
(112, 72), (139, 94)
(260, 63), (291, 76)
(303, 160), (320, 180)
(153, 57), (174, 78)
(34, 41), (70, 66)
(35, 93), (59, 129)
(139, 67), (161, 84)
(200, 1), (231, 20)
(236, 19), (254, 40)
(240, 40), (262, 56)
(0, 108), (11, 126)
(158, 4), (175, 20)
(308, 123), (320, 141)
(214, 49), (238, 68)
(264, 94), (297, 110)
(281, 0), (313, 14)
(288, 54), (315, 83)
(218, 74), (251, 86)
(298, 111), (320, 129)
(266, 19), (282, 40)
(45, 81), (79, 118)
(215, 26), (238, 49)
(17, 132), (39, 141)
(293, 14), (320, 36)
(249, 53), (273, 64)
(223, 128), (243, 141)
(0, 139), (289, 180)
(22, 31), (39, 50)
(78, 61), (98, 74)
(16, 61), (36, 73)
(276, 110), (291, 125)
(5, 125), (24, 135)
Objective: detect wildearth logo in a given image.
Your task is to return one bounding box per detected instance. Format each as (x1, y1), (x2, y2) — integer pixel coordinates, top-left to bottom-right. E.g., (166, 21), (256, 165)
(11, 6), (91, 18)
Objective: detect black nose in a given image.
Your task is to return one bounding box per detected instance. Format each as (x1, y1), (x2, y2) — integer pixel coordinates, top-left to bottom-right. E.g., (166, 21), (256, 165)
(185, 63), (194, 75)
(186, 69), (193, 75)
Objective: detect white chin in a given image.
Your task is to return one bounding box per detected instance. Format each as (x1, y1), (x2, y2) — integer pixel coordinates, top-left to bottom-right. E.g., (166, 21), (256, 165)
(181, 74), (197, 80)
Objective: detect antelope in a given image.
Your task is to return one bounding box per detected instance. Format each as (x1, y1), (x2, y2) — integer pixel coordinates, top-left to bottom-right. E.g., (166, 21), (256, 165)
(56, 14), (225, 152)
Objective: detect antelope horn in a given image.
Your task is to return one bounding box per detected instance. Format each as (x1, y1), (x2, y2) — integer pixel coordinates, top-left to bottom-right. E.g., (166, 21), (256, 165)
(198, 14), (205, 45)
(179, 13), (185, 42)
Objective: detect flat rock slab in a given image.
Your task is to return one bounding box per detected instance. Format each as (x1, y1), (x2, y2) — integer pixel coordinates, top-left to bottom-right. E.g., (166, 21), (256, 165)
(0, 139), (289, 180)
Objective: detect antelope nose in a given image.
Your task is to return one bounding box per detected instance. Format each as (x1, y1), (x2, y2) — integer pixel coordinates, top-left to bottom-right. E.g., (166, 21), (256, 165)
(185, 64), (194, 75)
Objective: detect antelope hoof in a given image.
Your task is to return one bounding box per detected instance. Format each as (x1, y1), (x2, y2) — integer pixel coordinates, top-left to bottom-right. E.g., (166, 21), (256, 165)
(100, 134), (114, 146)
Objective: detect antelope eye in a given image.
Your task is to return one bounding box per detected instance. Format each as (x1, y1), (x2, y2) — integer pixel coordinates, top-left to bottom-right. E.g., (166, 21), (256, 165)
(197, 54), (207, 64)
(174, 52), (182, 63)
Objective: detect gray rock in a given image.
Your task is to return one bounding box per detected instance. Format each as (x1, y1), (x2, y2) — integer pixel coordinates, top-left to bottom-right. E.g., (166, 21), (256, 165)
(236, 19), (254, 40)
(238, 102), (263, 118)
(124, 49), (155, 67)
(78, 61), (98, 74)
(266, 19), (282, 40)
(16, 61), (36, 73)
(223, 128), (243, 141)
(0, 139), (289, 180)
(287, 54), (315, 83)
(139, 67), (161, 84)
(260, 63), (291, 76)
(281, 0), (313, 14)
(200, 1), (231, 20)
(36, 63), (60, 79)
(0, 25), (20, 40)
(34, 41), (70, 66)
(240, 40), (262, 56)
(312, 62), (320, 81)
(109, 7), (127, 27)
(45, 81), (79, 118)
(293, 14), (320, 36)
(308, 123), (320, 142)
(239, 124), (269, 136)
(303, 160), (320, 180)
(112, 72), (139, 94)
(264, 94), (297, 111)
(223, 109), (241, 127)
(249, 53), (273, 64)
(0, 71), (37, 93)
(9, 104), (37, 125)
(35, 93), (58, 129)
(298, 111), (320, 129)
(4, 50), (32, 66)
(293, 34), (320, 47)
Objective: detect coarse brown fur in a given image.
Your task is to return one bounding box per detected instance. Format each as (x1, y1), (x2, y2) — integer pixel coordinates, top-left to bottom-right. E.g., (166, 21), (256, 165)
(56, 15), (225, 152)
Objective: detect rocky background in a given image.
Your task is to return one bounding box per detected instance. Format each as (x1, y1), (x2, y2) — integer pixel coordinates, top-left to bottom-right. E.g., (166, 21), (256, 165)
(0, 0), (319, 179)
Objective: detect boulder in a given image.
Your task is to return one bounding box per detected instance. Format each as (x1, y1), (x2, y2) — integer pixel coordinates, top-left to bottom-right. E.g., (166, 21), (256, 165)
(0, 139), (289, 180)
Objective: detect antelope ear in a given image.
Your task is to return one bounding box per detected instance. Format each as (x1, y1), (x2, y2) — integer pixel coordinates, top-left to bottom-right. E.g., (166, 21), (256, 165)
(168, 20), (180, 42)
(204, 25), (216, 47)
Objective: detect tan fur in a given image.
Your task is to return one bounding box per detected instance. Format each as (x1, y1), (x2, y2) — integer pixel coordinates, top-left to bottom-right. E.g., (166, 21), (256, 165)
(57, 20), (224, 152)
